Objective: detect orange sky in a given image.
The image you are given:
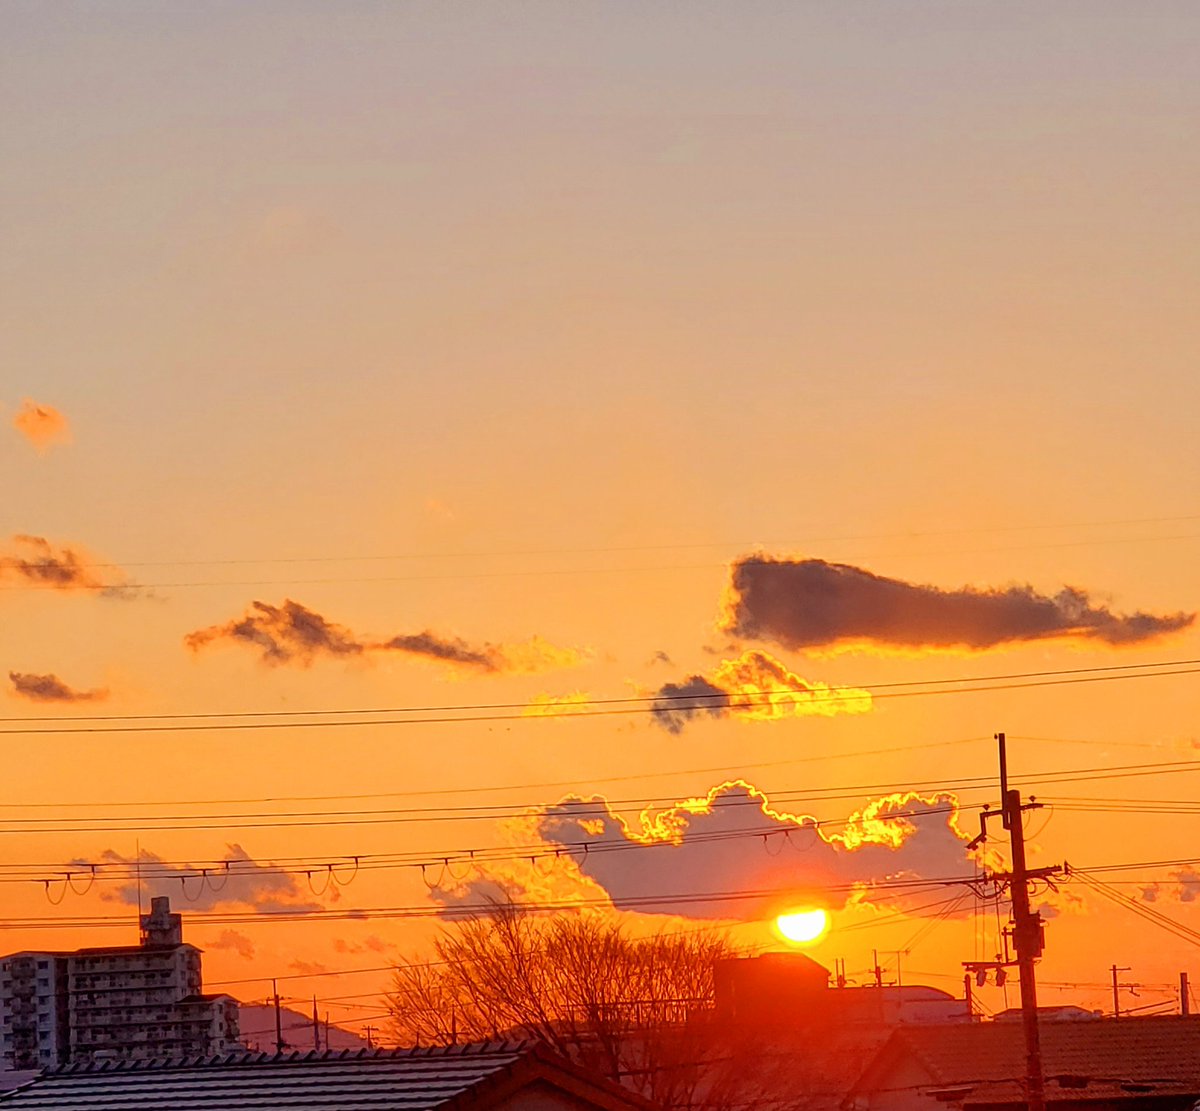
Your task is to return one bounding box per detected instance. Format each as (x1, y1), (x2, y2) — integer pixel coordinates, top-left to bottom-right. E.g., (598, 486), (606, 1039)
(2, 1), (1199, 1035)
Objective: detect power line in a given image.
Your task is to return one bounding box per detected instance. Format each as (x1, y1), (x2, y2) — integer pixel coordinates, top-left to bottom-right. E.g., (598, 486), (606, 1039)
(0, 875), (974, 930)
(17, 510), (1200, 572)
(2, 659), (1197, 734)
(4, 658), (1195, 726)
(0, 735), (988, 809)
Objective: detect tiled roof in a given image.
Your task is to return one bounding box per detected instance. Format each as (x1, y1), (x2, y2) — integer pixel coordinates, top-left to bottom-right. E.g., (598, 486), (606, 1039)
(851, 1016), (1200, 1105)
(0, 1041), (658, 1111)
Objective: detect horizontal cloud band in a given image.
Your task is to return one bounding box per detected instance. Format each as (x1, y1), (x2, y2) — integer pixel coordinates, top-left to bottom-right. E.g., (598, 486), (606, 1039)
(725, 556), (1194, 651)
(185, 598), (585, 675)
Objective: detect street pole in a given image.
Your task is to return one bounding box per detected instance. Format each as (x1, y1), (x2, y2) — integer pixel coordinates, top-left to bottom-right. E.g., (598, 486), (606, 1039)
(999, 733), (1047, 1111)
(968, 733), (1051, 1111)
(1111, 966), (1130, 1018)
(273, 979), (284, 1054)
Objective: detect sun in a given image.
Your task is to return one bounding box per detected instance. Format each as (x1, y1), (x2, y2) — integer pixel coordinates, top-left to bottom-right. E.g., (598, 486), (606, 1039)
(774, 908), (830, 945)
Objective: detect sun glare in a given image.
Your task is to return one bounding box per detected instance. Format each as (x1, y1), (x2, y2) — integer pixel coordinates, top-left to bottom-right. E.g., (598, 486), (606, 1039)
(774, 908), (829, 945)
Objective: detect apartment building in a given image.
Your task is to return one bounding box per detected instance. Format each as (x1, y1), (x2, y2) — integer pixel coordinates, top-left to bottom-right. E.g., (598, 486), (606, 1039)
(1, 897), (239, 1069)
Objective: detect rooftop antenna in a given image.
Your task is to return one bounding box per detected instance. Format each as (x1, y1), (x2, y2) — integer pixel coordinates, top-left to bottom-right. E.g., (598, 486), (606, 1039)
(135, 838), (144, 931)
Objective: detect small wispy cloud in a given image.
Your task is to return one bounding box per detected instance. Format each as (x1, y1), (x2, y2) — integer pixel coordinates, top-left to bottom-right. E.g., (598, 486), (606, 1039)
(12, 399), (71, 453)
(0, 535), (132, 597)
(185, 598), (587, 675)
(207, 929), (256, 961)
(92, 845), (322, 914)
(184, 599), (362, 666)
(521, 691), (595, 719)
(649, 649), (872, 733)
(8, 672), (108, 704)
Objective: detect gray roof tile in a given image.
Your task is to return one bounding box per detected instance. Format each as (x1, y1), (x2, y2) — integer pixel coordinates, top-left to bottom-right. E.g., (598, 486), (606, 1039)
(0, 1043), (621, 1111)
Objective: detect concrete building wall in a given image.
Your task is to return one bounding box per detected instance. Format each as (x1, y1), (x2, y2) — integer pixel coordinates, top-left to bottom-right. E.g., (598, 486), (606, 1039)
(1, 900), (238, 1067)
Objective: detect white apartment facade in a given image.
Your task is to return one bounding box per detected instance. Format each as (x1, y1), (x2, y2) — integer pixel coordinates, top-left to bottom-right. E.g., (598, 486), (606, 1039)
(1, 898), (239, 1069)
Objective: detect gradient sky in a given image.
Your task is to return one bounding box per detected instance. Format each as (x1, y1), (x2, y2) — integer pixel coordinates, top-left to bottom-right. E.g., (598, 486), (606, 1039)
(2, 1), (1199, 1034)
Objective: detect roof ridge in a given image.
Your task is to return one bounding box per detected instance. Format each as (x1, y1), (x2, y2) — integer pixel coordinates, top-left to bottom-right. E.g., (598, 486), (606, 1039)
(42, 1039), (538, 1076)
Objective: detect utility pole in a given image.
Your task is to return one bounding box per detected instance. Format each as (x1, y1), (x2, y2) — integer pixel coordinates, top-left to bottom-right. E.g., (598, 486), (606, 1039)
(1182, 973), (1191, 1016)
(312, 996), (320, 1050)
(273, 979), (285, 1054)
(883, 949), (907, 988)
(1111, 966), (1130, 1018)
(966, 732), (1058, 1111)
(871, 950), (884, 988)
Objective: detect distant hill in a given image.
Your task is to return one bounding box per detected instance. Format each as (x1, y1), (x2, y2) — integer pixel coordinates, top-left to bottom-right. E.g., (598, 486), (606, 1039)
(238, 1004), (370, 1052)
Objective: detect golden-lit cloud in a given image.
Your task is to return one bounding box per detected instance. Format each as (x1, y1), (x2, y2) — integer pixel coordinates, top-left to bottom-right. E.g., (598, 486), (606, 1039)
(8, 672), (108, 704)
(426, 813), (609, 914)
(0, 534), (129, 595)
(431, 780), (974, 921)
(185, 598), (587, 675)
(522, 691), (595, 718)
(12, 399), (71, 452)
(723, 554), (1195, 652)
(649, 649), (872, 733)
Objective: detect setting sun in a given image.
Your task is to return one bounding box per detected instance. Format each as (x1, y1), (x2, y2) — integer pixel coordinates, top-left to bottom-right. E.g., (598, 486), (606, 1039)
(774, 909), (830, 945)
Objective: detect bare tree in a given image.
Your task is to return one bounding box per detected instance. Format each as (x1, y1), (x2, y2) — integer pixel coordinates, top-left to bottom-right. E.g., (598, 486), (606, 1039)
(384, 904), (775, 1109)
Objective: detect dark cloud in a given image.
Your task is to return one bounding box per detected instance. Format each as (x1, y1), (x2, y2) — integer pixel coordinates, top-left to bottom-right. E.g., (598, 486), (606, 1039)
(184, 599), (363, 665)
(207, 929), (256, 961)
(1174, 867), (1200, 903)
(333, 934), (397, 957)
(649, 650), (872, 733)
(383, 631), (498, 671)
(8, 672), (108, 703)
(0, 534), (131, 595)
(724, 555), (1194, 651)
(185, 598), (585, 674)
(650, 676), (730, 734)
(534, 783), (972, 918)
(90, 845), (323, 913)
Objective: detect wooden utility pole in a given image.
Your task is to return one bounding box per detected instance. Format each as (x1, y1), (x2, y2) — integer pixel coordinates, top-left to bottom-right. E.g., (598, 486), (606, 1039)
(1111, 965), (1130, 1017)
(966, 733), (1056, 1111)
(1182, 972), (1191, 1016)
(273, 979), (285, 1054)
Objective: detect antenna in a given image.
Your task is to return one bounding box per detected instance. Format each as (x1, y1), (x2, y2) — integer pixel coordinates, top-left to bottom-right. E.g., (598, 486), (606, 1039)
(135, 838), (144, 929)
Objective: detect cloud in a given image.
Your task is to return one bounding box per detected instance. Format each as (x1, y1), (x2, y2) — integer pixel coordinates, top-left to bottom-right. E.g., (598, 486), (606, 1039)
(185, 598), (586, 674)
(0, 534), (131, 595)
(427, 782), (973, 921)
(649, 649), (872, 733)
(91, 845), (323, 913)
(8, 672), (108, 703)
(530, 781), (972, 919)
(184, 599), (363, 665)
(12, 399), (70, 452)
(1173, 867), (1200, 903)
(207, 929), (256, 961)
(288, 959), (329, 975)
(521, 691), (595, 718)
(723, 555), (1195, 652)
(383, 631), (497, 670)
(333, 934), (398, 957)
